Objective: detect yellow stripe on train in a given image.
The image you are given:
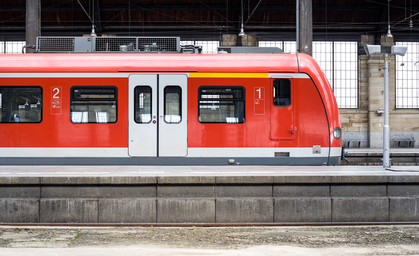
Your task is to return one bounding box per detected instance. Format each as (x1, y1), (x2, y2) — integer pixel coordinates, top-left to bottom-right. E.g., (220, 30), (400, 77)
(189, 73), (268, 78)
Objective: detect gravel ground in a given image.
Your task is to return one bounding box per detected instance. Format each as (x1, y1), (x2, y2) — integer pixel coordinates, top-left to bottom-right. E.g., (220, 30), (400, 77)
(0, 225), (419, 255)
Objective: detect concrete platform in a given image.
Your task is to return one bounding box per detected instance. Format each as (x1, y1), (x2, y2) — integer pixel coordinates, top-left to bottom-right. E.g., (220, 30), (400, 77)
(343, 148), (419, 166)
(1, 166), (419, 224)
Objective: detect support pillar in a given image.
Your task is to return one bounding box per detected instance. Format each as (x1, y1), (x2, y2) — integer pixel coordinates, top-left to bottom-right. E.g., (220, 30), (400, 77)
(366, 35), (396, 149)
(221, 34), (257, 47)
(221, 35), (237, 46)
(367, 55), (385, 148)
(26, 0), (41, 53)
(298, 0), (312, 56)
(240, 35), (257, 46)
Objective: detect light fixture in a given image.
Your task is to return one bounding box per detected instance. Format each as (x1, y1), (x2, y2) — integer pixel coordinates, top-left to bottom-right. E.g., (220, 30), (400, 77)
(238, 23), (246, 37)
(386, 0), (393, 38)
(391, 45), (407, 56)
(90, 24), (97, 37)
(238, 0), (246, 38)
(364, 42), (408, 168)
(386, 25), (393, 38)
(364, 45), (381, 55)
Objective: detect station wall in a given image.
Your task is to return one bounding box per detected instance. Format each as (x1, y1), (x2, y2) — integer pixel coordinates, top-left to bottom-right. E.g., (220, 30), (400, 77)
(341, 48), (419, 148)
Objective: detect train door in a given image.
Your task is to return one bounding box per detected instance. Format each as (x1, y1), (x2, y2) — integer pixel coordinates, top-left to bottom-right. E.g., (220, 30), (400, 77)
(270, 78), (295, 140)
(128, 74), (187, 157)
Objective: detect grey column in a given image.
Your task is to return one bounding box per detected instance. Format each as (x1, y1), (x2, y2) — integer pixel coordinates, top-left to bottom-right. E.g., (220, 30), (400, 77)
(26, 0), (41, 53)
(298, 0), (312, 56)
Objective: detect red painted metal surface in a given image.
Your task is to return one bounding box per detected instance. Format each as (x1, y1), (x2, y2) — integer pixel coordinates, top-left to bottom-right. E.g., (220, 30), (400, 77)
(297, 54), (342, 148)
(0, 53), (341, 150)
(0, 53), (298, 74)
(187, 77), (331, 148)
(0, 77), (128, 147)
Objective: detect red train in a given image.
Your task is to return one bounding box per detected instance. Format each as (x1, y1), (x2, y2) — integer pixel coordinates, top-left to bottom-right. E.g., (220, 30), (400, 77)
(0, 53), (341, 165)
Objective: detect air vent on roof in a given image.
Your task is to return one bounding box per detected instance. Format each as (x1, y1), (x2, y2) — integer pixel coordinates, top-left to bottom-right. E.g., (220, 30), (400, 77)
(37, 37), (76, 52)
(35, 36), (180, 53)
(217, 46), (283, 53)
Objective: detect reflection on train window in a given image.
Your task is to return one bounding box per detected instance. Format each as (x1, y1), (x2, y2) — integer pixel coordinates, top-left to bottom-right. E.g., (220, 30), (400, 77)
(273, 79), (291, 107)
(0, 86), (42, 123)
(198, 86), (245, 123)
(70, 86), (117, 123)
(134, 86), (152, 123)
(164, 86), (181, 124)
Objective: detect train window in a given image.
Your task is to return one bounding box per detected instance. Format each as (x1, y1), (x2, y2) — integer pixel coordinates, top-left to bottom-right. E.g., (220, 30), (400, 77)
(164, 86), (182, 124)
(70, 86), (117, 123)
(134, 86), (152, 124)
(198, 87), (245, 124)
(0, 86), (42, 123)
(273, 79), (291, 107)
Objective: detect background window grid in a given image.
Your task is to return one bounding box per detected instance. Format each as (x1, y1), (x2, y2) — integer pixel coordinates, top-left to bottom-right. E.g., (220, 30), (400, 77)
(259, 40), (358, 109)
(333, 41), (358, 109)
(0, 41), (26, 54)
(258, 41), (297, 54)
(396, 42), (419, 109)
(181, 40), (219, 54)
(2, 39), (359, 109)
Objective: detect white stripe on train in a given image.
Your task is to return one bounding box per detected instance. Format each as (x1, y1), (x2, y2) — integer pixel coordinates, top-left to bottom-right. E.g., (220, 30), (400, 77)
(0, 147), (341, 158)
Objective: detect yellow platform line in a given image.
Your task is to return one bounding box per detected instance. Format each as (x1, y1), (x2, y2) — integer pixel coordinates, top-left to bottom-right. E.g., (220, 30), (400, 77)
(189, 73), (268, 78)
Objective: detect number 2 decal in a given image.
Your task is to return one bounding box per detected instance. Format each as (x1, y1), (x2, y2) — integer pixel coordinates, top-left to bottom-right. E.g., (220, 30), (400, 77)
(52, 88), (60, 99)
(51, 87), (62, 115)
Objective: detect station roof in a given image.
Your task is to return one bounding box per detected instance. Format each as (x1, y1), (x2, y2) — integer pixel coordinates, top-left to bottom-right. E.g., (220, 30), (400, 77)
(1, 0), (418, 41)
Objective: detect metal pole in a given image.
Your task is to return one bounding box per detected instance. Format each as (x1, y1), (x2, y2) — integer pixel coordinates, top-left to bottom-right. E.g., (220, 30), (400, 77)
(298, 0), (312, 56)
(383, 53), (391, 168)
(296, 0), (299, 52)
(26, 0), (41, 53)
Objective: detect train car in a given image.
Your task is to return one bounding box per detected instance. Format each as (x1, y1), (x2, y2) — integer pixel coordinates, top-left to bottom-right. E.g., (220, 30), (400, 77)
(0, 53), (341, 165)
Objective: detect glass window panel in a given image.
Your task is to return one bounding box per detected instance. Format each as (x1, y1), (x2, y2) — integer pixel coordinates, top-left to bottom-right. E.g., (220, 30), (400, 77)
(134, 86), (152, 123)
(313, 41), (333, 90)
(333, 41), (358, 108)
(198, 87), (245, 123)
(181, 41), (219, 54)
(283, 41), (296, 53)
(180, 41), (194, 46)
(396, 42), (419, 108)
(0, 86), (42, 123)
(273, 79), (291, 107)
(195, 41), (219, 54)
(5, 41), (26, 54)
(259, 40), (360, 109)
(164, 86), (181, 124)
(258, 41), (283, 48)
(70, 86), (117, 123)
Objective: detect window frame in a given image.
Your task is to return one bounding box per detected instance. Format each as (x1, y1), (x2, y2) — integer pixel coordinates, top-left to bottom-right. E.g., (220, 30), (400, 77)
(198, 86), (246, 124)
(395, 41), (419, 109)
(273, 79), (291, 107)
(134, 85), (152, 124)
(0, 86), (43, 124)
(259, 40), (359, 109)
(163, 85), (182, 124)
(70, 86), (118, 124)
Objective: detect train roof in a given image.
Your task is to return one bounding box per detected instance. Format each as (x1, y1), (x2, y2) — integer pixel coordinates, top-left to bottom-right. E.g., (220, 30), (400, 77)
(0, 53), (311, 74)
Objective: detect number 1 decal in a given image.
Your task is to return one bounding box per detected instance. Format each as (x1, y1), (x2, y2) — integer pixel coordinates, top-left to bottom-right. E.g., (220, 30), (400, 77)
(256, 88), (262, 99)
(254, 87), (265, 115)
(51, 87), (62, 115)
